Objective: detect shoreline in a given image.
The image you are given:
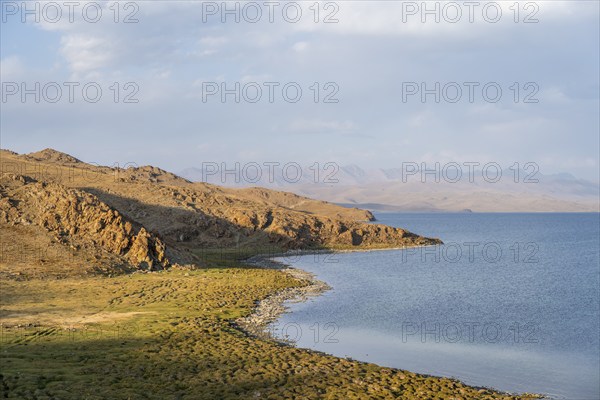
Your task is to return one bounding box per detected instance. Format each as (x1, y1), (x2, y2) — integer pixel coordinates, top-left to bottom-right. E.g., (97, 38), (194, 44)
(234, 248), (546, 400)
(235, 254), (331, 341)
(235, 244), (440, 342)
(244, 243), (442, 260)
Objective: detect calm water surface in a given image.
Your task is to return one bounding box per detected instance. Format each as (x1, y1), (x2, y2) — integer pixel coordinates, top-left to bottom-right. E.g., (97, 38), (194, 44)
(271, 213), (600, 399)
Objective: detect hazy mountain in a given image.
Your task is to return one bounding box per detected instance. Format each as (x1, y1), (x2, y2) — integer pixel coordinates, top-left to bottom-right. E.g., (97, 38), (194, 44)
(180, 164), (599, 213)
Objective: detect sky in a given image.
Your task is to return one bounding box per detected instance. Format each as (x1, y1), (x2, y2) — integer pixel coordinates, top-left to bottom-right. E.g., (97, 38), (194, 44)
(1, 0), (599, 181)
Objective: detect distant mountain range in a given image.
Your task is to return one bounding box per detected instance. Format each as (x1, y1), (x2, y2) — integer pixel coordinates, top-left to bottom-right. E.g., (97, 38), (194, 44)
(180, 164), (599, 212)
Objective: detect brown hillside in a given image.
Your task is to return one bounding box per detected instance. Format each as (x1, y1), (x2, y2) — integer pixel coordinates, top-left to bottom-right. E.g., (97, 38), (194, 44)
(0, 149), (442, 277)
(0, 174), (170, 279)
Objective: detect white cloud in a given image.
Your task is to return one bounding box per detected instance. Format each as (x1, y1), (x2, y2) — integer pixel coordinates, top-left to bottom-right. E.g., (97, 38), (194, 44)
(239, 74), (272, 83)
(288, 119), (358, 134)
(0, 56), (24, 80)
(155, 69), (171, 79)
(293, 1), (598, 37)
(540, 87), (572, 104)
(292, 41), (309, 52)
(408, 110), (434, 128)
(199, 36), (229, 47)
(59, 34), (114, 75)
(481, 117), (553, 136)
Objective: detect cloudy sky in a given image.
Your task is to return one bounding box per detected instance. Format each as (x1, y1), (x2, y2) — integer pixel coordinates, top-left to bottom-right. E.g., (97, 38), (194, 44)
(1, 1), (599, 181)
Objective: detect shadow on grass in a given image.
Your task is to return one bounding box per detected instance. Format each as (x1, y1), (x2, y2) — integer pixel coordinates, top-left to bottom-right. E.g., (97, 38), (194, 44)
(0, 323), (337, 400)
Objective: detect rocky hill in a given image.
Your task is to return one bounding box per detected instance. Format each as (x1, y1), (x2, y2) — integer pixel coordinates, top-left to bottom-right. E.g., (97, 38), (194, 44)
(0, 174), (169, 278)
(24, 148), (82, 164)
(0, 149), (441, 278)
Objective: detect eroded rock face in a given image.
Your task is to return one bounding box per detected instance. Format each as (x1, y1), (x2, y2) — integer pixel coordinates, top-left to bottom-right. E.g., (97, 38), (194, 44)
(0, 174), (169, 271)
(126, 227), (167, 269)
(259, 213), (439, 249)
(88, 181), (441, 251)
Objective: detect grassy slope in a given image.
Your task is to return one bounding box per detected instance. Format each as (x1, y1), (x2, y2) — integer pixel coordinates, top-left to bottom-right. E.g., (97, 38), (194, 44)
(1, 269), (540, 400)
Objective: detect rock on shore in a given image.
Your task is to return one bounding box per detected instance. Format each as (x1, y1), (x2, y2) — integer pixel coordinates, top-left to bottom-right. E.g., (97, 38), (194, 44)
(235, 265), (330, 341)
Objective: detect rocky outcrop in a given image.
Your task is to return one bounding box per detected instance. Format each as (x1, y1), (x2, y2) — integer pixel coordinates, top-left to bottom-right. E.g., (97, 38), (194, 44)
(25, 148), (82, 164)
(219, 208), (440, 249)
(116, 165), (190, 185)
(0, 174), (169, 271)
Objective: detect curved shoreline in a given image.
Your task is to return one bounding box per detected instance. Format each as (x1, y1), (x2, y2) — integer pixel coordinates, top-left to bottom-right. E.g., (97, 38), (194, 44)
(235, 245), (440, 342)
(235, 255), (331, 341)
(235, 249), (546, 400)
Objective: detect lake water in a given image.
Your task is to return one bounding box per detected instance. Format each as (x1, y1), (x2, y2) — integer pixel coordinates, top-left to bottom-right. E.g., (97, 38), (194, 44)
(271, 213), (600, 399)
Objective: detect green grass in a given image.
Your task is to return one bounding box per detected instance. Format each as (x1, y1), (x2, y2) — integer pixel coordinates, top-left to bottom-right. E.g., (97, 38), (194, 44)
(191, 246), (285, 267)
(1, 269), (541, 399)
(190, 242), (435, 269)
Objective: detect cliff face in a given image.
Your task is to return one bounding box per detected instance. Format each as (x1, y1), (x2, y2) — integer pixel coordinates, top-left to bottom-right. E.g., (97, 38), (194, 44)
(0, 149), (442, 277)
(0, 174), (169, 275)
